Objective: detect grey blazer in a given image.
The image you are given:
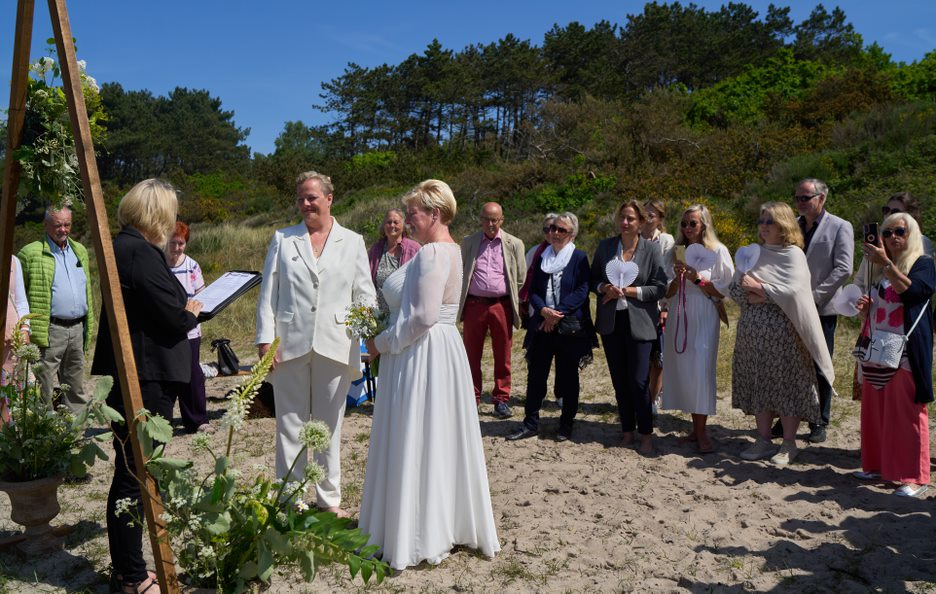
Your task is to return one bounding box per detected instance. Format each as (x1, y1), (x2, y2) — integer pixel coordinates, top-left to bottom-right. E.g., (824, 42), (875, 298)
(801, 211), (854, 316)
(590, 236), (667, 341)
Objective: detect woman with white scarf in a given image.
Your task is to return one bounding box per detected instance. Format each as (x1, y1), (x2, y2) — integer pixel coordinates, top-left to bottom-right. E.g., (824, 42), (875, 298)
(507, 213), (593, 442)
(731, 202), (834, 467)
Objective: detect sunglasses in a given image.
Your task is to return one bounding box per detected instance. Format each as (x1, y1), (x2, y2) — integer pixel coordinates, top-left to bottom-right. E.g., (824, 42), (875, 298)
(680, 220), (699, 229)
(881, 206), (904, 215)
(757, 218), (775, 226)
(548, 224), (570, 235)
(794, 193), (820, 203)
(881, 227), (907, 239)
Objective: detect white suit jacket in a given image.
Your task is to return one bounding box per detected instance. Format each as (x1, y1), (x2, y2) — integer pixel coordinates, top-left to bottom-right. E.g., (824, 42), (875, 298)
(255, 219), (376, 367)
(801, 211), (854, 316)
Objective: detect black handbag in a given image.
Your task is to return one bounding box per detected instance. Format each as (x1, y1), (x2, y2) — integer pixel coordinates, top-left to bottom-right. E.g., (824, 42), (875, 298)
(211, 338), (240, 376)
(556, 316), (584, 337)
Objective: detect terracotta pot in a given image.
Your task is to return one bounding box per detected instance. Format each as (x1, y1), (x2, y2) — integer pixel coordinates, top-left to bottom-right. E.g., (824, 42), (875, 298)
(0, 474), (65, 554)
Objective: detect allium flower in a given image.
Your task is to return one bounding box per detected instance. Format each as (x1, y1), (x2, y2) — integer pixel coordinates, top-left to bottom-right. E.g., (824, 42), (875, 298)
(14, 343), (40, 362)
(299, 420), (331, 453)
(191, 433), (211, 452)
(303, 462), (325, 485)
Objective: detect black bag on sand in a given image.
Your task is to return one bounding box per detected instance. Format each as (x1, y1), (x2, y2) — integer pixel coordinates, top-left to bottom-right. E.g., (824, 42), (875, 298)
(211, 338), (240, 376)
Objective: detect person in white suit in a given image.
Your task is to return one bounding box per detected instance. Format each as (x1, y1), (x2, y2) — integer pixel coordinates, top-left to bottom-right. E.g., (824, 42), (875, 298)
(256, 171), (376, 516)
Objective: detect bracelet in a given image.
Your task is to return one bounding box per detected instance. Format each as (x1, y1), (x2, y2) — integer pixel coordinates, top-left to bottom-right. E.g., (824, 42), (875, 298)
(693, 277), (706, 287)
(883, 262), (893, 272)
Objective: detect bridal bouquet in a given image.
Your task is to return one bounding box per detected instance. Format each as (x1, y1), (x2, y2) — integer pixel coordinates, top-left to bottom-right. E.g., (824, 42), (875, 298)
(344, 300), (387, 341)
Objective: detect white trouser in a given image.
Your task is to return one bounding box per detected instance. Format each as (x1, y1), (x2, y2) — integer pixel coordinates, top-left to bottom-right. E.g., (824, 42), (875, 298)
(269, 350), (353, 508)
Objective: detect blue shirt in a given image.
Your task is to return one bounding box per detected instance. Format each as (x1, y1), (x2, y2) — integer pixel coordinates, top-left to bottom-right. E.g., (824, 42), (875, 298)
(47, 236), (89, 320)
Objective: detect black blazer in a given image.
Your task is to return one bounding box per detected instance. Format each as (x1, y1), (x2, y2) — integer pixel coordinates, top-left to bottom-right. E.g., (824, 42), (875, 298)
(590, 236), (666, 341)
(528, 248), (592, 332)
(92, 227), (198, 386)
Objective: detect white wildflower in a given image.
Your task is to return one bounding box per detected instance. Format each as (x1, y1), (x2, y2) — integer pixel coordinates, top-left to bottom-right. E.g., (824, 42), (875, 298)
(303, 462), (325, 485)
(14, 343), (40, 362)
(191, 433), (211, 452)
(114, 497), (133, 517)
(199, 545), (215, 559)
(294, 499), (309, 513)
(298, 420), (331, 452)
(76, 59), (87, 71)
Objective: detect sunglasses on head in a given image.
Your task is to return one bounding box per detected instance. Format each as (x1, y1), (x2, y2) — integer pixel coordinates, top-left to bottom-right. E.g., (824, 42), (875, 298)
(680, 220), (699, 229)
(881, 206), (904, 215)
(881, 227), (907, 239)
(548, 224), (570, 234)
(757, 218), (775, 226)
(794, 193), (820, 203)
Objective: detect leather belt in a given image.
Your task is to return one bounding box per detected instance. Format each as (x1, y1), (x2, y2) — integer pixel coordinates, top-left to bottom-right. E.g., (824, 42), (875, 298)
(467, 295), (509, 304)
(50, 316), (85, 327)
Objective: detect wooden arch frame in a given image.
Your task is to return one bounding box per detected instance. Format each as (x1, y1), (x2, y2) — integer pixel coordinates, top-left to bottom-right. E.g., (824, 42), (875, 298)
(1, 1), (180, 591)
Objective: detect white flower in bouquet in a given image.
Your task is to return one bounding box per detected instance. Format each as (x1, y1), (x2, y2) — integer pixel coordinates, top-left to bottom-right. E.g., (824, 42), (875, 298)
(344, 299), (387, 340)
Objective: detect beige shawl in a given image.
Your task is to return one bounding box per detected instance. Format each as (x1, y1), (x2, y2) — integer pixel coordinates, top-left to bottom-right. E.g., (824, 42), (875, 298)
(745, 244), (835, 385)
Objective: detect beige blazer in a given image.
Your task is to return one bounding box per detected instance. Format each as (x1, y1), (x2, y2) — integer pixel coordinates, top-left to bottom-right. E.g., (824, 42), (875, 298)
(458, 230), (526, 328)
(255, 219), (376, 367)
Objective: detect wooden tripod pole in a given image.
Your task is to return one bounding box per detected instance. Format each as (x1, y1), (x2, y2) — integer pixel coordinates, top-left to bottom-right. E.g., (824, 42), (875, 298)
(1, 1), (180, 591)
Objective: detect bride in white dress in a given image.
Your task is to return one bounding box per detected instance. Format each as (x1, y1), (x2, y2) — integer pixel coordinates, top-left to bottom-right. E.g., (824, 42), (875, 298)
(361, 179), (500, 570)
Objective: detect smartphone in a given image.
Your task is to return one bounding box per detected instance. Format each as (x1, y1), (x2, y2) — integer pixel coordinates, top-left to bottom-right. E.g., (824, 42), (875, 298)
(863, 222), (879, 245)
(674, 245), (686, 263)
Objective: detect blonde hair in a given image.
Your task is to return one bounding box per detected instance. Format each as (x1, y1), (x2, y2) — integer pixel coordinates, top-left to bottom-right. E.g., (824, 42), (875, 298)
(402, 179), (457, 225)
(758, 202), (803, 249)
(675, 204), (720, 250)
(296, 171), (334, 196)
(117, 179), (178, 247)
(884, 213), (924, 276)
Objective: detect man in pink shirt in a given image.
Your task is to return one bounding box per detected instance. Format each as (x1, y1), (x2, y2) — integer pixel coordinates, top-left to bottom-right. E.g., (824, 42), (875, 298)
(459, 202), (526, 418)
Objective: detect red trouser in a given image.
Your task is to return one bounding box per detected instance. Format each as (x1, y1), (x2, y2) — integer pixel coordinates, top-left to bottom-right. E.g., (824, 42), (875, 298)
(462, 295), (514, 405)
(860, 368), (930, 485)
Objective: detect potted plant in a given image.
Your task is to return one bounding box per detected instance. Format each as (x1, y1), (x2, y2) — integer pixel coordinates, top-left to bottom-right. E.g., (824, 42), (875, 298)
(0, 316), (118, 554)
(118, 338), (388, 593)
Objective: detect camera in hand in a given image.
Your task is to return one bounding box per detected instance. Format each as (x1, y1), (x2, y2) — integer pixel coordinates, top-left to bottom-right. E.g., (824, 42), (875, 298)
(863, 222), (879, 245)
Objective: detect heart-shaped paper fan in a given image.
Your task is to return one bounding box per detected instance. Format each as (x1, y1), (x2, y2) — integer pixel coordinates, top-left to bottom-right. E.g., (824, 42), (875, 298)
(734, 243), (761, 274)
(832, 283), (863, 317)
(606, 260), (639, 288)
(685, 243), (716, 273)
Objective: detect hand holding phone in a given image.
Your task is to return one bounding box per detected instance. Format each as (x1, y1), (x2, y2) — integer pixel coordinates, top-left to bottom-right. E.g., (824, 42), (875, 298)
(674, 245), (686, 263)
(863, 222), (879, 246)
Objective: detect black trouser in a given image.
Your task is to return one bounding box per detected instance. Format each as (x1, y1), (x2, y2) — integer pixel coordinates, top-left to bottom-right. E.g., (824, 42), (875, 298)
(178, 337), (208, 431)
(813, 314), (838, 428)
(601, 311), (654, 435)
(523, 331), (586, 433)
(106, 380), (182, 583)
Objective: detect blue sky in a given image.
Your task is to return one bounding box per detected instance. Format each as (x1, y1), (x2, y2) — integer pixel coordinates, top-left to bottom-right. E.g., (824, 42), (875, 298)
(1, 1), (933, 155)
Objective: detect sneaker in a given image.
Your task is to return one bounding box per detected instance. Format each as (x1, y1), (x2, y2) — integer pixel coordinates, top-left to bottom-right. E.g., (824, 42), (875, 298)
(853, 470), (881, 480)
(493, 402), (513, 419)
(894, 484), (929, 498)
(196, 423), (216, 434)
(770, 420), (784, 438)
(807, 425), (827, 443)
(770, 441), (799, 467)
(506, 425), (537, 441)
(740, 437), (776, 461)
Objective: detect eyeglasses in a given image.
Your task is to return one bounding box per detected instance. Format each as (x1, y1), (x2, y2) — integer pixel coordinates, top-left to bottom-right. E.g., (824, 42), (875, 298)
(881, 206), (904, 215)
(481, 216), (503, 223)
(794, 193), (820, 203)
(881, 227), (907, 239)
(542, 226), (552, 233)
(680, 220), (699, 229)
(548, 224), (570, 235)
(757, 218), (775, 226)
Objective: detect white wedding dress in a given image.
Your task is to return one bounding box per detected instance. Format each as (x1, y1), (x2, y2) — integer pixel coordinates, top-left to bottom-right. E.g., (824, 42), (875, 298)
(359, 243), (500, 570)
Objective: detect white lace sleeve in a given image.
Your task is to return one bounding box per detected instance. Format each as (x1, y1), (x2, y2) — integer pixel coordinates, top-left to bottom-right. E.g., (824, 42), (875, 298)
(374, 244), (447, 355)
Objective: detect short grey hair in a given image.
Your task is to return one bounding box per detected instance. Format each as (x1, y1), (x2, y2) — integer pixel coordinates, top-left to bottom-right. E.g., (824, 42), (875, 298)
(296, 171), (334, 196)
(555, 212), (579, 238)
(799, 178), (829, 198)
(44, 205), (72, 221)
(542, 212), (559, 226)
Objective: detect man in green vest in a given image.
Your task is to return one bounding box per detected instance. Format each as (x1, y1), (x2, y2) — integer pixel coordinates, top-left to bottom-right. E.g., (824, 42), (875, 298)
(17, 206), (95, 411)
